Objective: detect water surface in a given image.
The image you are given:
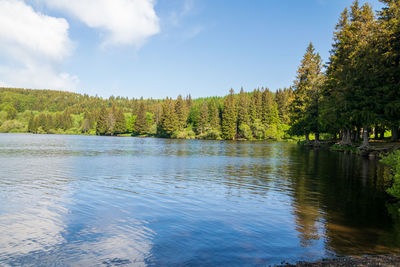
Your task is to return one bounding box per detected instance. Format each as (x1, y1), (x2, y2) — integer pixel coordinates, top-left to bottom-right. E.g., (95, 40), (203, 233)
(0, 133), (399, 266)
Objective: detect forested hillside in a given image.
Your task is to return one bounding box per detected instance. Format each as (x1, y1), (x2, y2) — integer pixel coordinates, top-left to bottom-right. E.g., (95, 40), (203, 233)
(0, 0), (399, 143)
(0, 87), (292, 140)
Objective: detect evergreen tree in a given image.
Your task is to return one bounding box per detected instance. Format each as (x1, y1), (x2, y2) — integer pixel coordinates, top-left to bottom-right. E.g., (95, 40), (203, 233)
(276, 88), (294, 125)
(249, 89), (262, 123)
(290, 43), (324, 141)
(134, 102), (148, 135)
(114, 106), (126, 134)
(377, 0), (400, 140)
(158, 98), (178, 137)
(221, 89), (237, 140)
(175, 95), (187, 130)
(237, 88), (250, 137)
(96, 107), (108, 135)
(208, 100), (221, 130)
(197, 101), (209, 134)
(262, 89), (280, 139)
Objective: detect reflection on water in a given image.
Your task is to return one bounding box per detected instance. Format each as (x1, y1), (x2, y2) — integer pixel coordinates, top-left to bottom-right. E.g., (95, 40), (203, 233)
(0, 133), (399, 266)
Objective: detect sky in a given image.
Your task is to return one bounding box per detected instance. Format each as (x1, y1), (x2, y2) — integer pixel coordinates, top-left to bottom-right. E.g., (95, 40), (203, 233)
(0, 0), (383, 99)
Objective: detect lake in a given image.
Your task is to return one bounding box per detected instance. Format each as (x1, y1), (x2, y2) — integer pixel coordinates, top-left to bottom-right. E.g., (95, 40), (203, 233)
(0, 133), (399, 266)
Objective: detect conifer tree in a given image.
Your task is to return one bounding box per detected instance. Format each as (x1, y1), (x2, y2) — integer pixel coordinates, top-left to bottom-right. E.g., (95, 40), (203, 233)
(208, 100), (220, 130)
(237, 88), (250, 130)
(290, 43), (324, 142)
(96, 107), (108, 135)
(27, 112), (35, 133)
(114, 106), (126, 134)
(377, 0), (400, 140)
(175, 95), (187, 130)
(134, 102), (148, 135)
(197, 101), (209, 134)
(158, 98), (178, 137)
(262, 89), (280, 138)
(221, 89), (237, 140)
(276, 88), (294, 125)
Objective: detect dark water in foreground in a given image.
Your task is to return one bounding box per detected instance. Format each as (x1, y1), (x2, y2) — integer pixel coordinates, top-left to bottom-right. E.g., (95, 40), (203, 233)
(0, 133), (399, 266)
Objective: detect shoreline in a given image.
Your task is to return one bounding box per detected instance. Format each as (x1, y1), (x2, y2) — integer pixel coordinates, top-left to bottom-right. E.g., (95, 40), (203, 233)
(301, 140), (400, 158)
(281, 255), (400, 266)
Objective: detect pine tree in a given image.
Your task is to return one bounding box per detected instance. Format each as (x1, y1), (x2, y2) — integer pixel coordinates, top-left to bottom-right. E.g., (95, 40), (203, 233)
(208, 100), (220, 130)
(158, 98), (178, 137)
(377, 0), (400, 140)
(262, 89), (280, 139)
(249, 89), (262, 123)
(237, 88), (250, 136)
(96, 107), (108, 135)
(276, 88), (294, 125)
(114, 106), (126, 134)
(221, 89), (237, 140)
(323, 8), (353, 143)
(175, 95), (187, 130)
(134, 102), (148, 135)
(290, 43), (324, 141)
(197, 101), (209, 134)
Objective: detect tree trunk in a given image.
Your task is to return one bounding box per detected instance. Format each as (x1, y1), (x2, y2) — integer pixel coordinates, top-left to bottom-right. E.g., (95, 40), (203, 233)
(341, 129), (352, 145)
(379, 128), (385, 140)
(361, 126), (369, 148)
(355, 127), (360, 142)
(391, 126), (399, 141)
(374, 126), (379, 140)
(305, 132), (310, 142)
(315, 132), (320, 142)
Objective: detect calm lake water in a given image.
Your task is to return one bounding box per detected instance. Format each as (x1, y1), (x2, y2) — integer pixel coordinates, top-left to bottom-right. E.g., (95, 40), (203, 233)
(0, 133), (399, 266)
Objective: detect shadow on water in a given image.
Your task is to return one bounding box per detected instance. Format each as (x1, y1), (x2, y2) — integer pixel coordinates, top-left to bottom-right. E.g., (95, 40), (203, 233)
(286, 146), (400, 256)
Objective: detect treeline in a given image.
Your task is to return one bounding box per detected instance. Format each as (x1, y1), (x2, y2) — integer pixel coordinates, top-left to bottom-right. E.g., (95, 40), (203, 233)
(0, 86), (293, 140)
(290, 0), (400, 146)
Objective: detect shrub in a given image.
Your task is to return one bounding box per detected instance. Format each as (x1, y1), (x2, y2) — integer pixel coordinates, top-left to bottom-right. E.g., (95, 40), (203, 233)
(381, 150), (400, 199)
(239, 123), (253, 140)
(0, 120), (25, 133)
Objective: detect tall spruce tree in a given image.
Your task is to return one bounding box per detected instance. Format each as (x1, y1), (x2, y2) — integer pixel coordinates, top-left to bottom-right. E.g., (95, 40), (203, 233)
(158, 98), (178, 137)
(114, 106), (126, 134)
(134, 102), (148, 135)
(197, 101), (209, 134)
(96, 107), (108, 135)
(209, 100), (220, 130)
(175, 95), (187, 130)
(378, 0), (400, 140)
(237, 88), (250, 137)
(221, 89), (237, 140)
(290, 43), (324, 141)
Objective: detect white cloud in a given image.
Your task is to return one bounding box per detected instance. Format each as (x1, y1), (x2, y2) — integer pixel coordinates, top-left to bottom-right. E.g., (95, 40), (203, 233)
(0, 0), (78, 90)
(43, 0), (160, 47)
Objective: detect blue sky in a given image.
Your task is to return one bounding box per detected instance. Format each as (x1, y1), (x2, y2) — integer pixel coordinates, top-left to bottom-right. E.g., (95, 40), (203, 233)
(0, 0), (382, 99)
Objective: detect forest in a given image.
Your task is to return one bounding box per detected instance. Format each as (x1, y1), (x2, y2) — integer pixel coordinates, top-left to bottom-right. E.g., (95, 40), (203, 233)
(0, 0), (399, 146)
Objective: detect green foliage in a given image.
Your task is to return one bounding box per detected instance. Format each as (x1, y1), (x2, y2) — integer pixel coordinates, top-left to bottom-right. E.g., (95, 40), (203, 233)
(381, 150), (400, 199)
(133, 102), (148, 135)
(157, 98), (178, 137)
(251, 119), (266, 140)
(290, 42), (324, 139)
(239, 123), (253, 140)
(172, 127), (196, 139)
(197, 101), (209, 134)
(221, 89), (237, 140)
(0, 120), (25, 133)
